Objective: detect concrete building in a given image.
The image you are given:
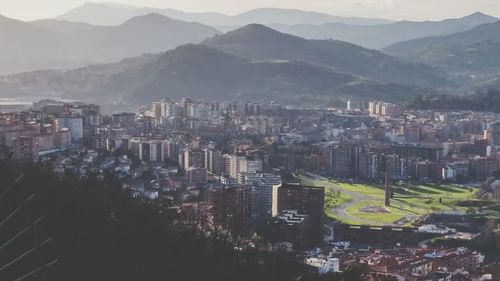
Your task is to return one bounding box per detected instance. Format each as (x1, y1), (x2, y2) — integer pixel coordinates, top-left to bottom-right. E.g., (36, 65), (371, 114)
(13, 137), (36, 162)
(305, 258), (340, 275)
(148, 140), (163, 162)
(227, 156), (263, 179)
(330, 143), (354, 179)
(266, 210), (310, 250)
(207, 187), (255, 236)
(492, 122), (500, 146)
(277, 183), (325, 246)
(187, 167), (207, 185)
(182, 148), (204, 170)
(238, 173), (281, 221)
(54, 128), (72, 148)
(204, 149), (222, 173)
(112, 112), (136, 128)
(55, 116), (83, 141)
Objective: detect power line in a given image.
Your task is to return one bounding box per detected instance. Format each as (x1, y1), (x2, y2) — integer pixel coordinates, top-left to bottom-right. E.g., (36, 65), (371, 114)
(0, 172), (25, 202)
(0, 226), (31, 253)
(0, 237), (52, 273)
(0, 174), (56, 280)
(0, 194), (35, 229)
(14, 259), (58, 281)
(0, 216), (45, 254)
(0, 168), (57, 280)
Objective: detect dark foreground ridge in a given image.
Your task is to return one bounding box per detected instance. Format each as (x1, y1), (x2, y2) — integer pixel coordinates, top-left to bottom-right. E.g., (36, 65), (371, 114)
(0, 161), (362, 281)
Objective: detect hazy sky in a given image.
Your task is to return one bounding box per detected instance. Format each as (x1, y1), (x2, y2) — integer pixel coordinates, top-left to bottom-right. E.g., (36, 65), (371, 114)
(2, 0), (500, 21)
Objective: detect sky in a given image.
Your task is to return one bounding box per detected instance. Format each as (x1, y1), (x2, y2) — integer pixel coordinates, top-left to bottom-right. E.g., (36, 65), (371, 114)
(2, 0), (500, 21)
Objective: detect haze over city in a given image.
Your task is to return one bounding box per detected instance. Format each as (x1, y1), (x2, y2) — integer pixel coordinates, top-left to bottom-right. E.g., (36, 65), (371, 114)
(1, 0), (499, 280)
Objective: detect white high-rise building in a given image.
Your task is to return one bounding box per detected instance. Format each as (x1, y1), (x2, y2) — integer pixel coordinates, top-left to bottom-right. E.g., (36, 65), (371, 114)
(55, 116), (83, 141)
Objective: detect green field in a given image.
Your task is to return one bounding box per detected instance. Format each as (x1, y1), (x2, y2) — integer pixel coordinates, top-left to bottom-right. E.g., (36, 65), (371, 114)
(301, 175), (477, 226)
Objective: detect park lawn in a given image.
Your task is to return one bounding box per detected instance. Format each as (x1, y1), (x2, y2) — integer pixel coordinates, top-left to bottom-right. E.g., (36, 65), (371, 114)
(312, 178), (356, 206)
(394, 197), (451, 214)
(325, 190), (353, 208)
(394, 196), (471, 214)
(345, 200), (415, 224)
(301, 176), (385, 198)
(324, 207), (366, 225)
(300, 175), (479, 225)
(344, 187), (477, 225)
(404, 184), (474, 198)
(303, 177), (475, 202)
(395, 184), (476, 213)
(334, 182), (386, 198)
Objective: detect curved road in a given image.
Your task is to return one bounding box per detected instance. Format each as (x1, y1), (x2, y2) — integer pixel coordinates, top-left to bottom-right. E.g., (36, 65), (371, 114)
(305, 173), (411, 226)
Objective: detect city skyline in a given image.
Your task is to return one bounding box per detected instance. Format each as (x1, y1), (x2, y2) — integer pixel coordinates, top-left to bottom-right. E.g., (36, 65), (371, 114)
(2, 0), (500, 22)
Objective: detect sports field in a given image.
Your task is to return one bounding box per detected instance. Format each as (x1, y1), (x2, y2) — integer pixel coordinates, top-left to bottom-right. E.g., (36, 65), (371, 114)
(300, 174), (477, 226)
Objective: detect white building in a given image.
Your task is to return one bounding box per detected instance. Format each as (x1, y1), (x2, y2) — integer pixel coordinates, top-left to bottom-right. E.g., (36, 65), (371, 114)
(55, 116), (83, 141)
(238, 172), (282, 219)
(442, 166), (455, 180)
(418, 224), (456, 234)
(305, 258), (340, 275)
(228, 156), (263, 179)
(149, 140), (163, 162)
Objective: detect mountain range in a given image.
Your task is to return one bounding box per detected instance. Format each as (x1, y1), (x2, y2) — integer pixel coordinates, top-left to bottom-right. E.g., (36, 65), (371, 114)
(203, 24), (449, 87)
(2, 4), (500, 110)
(0, 14), (68, 75)
(384, 20), (500, 74)
(54, 3), (498, 50)
(1, 2), (496, 78)
(56, 2), (394, 27)
(31, 18), (97, 33)
(0, 43), (432, 109)
(0, 13), (218, 74)
(268, 12), (498, 49)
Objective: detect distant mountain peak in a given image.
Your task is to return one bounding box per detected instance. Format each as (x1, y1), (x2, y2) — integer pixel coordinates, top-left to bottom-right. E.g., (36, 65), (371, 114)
(57, 3), (394, 26)
(468, 11), (491, 17)
(122, 13), (173, 23)
(237, 23), (281, 33)
(462, 11), (497, 21)
(225, 24), (300, 39)
(203, 24), (304, 47)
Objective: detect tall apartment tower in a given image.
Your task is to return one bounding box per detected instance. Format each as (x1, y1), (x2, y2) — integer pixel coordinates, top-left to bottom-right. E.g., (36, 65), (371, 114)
(277, 183), (325, 246)
(492, 122), (500, 146)
(330, 143), (354, 179)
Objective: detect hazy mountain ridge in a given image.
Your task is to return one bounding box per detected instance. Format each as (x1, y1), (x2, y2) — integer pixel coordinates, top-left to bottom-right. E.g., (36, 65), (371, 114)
(0, 44), (432, 107)
(0, 13), (219, 74)
(384, 20), (500, 73)
(202, 24), (450, 87)
(56, 2), (394, 26)
(31, 19), (99, 33)
(0, 14), (73, 74)
(69, 14), (220, 62)
(268, 12), (498, 49)
(55, 3), (498, 50)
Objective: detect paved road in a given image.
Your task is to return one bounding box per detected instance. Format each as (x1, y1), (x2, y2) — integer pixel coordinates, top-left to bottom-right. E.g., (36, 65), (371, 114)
(305, 173), (408, 226)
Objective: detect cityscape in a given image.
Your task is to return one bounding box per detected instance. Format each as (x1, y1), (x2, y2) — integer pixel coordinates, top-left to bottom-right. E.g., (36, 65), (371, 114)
(0, 1), (500, 281)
